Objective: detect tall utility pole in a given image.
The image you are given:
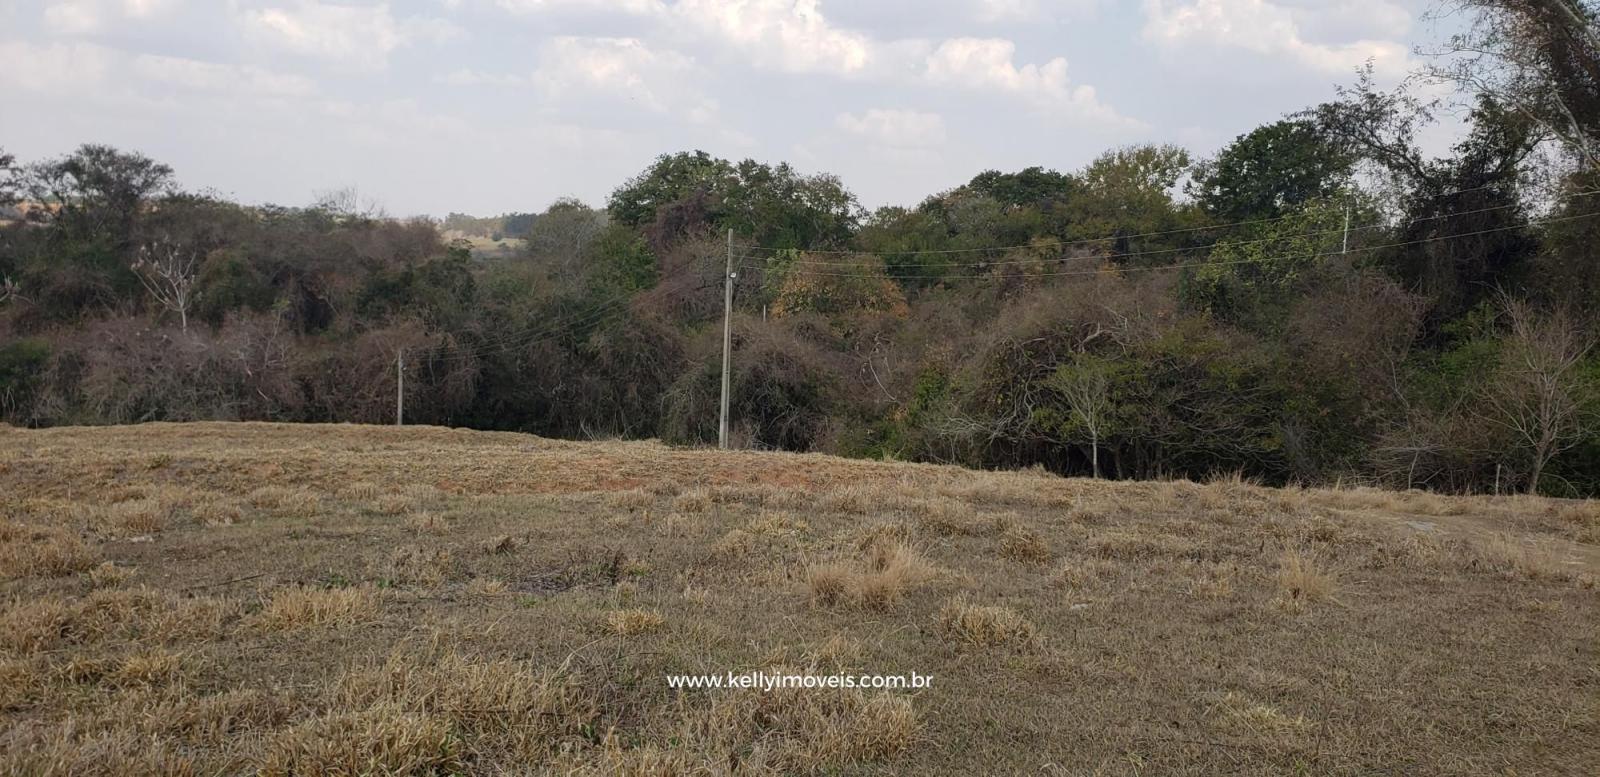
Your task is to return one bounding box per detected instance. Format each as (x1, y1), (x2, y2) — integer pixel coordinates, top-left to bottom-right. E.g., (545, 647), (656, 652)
(1341, 200), (1352, 255)
(395, 348), (404, 426)
(718, 228), (734, 449)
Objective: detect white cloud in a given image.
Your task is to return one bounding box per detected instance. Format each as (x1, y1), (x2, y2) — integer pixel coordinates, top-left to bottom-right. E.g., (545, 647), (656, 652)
(41, 0), (182, 33)
(133, 54), (317, 98)
(533, 36), (717, 121)
(483, 0), (1136, 125)
(973, 0), (1100, 23)
(0, 40), (116, 91)
(836, 109), (946, 148)
(671, 0), (872, 76)
(925, 38), (1138, 127)
(43, 1), (105, 33)
(434, 68), (528, 86)
(1141, 0), (1411, 77)
(241, 2), (460, 71)
(495, 0), (665, 14)
(0, 39), (315, 101)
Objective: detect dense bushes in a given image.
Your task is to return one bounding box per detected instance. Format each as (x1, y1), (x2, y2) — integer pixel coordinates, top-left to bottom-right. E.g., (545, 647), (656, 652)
(1, 121), (1597, 495)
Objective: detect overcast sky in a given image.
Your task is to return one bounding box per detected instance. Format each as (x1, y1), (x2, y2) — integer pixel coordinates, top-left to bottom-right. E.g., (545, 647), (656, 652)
(0, 0), (1460, 217)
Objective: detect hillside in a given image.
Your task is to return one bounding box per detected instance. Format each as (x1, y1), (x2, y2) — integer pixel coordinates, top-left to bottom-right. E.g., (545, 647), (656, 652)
(1, 422), (1597, 775)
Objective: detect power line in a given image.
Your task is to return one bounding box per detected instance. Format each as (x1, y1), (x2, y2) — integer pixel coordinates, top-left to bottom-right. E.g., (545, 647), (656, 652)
(737, 180), (1568, 258)
(766, 209), (1600, 281)
(760, 190), (1593, 269)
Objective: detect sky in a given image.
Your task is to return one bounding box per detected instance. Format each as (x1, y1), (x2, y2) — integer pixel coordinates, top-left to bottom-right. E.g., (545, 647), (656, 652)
(0, 0), (1462, 217)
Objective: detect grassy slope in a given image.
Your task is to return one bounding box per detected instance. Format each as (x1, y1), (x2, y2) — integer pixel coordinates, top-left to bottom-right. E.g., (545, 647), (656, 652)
(1, 422), (1597, 775)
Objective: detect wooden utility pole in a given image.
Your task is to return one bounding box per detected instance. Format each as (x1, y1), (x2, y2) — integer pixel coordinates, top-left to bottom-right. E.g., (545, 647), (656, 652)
(719, 228), (733, 449)
(395, 348), (404, 426)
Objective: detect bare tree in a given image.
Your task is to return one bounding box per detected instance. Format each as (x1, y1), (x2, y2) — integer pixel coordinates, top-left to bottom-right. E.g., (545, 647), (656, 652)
(1478, 295), (1596, 493)
(0, 276), (20, 305)
(1051, 358), (1114, 478)
(133, 238), (201, 333)
(1425, 1), (1600, 169)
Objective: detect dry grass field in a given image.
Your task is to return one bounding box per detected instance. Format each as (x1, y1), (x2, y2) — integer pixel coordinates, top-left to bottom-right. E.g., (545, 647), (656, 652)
(1, 422), (1597, 775)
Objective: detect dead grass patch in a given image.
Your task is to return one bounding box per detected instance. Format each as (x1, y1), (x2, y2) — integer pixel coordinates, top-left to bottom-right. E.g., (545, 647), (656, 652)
(190, 498), (241, 527)
(1214, 691), (1310, 737)
(1466, 534), (1576, 583)
(87, 562), (131, 589)
(90, 499), (170, 536)
(805, 540), (936, 610)
(998, 526), (1051, 564)
(1273, 548), (1337, 612)
(935, 596), (1038, 648)
(606, 608), (665, 636)
(258, 702), (463, 777)
(0, 522), (99, 579)
(1556, 502), (1600, 544)
(339, 481), (381, 501)
(256, 585), (377, 631)
(608, 488), (654, 511)
(405, 512), (448, 535)
(373, 493), (417, 516)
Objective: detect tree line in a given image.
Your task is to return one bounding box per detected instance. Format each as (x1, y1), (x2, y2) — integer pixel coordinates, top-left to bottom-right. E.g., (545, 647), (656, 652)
(2, 0), (1598, 496)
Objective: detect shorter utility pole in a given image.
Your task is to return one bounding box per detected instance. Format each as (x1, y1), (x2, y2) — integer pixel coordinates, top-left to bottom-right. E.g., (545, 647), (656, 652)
(395, 348), (404, 426)
(719, 228), (734, 449)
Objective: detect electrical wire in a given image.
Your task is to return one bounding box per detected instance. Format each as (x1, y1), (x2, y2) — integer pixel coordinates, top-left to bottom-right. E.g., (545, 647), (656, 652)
(763, 209), (1600, 281)
(737, 179), (1560, 258)
(759, 190), (1596, 269)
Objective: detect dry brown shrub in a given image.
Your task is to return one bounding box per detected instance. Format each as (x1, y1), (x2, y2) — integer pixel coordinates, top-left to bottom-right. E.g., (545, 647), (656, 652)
(805, 540), (936, 611)
(0, 656), (43, 711)
(1088, 530), (1195, 560)
(110, 650), (184, 688)
(667, 672), (919, 772)
(126, 688), (294, 744)
(87, 562), (131, 585)
(709, 528), (755, 560)
(817, 485), (875, 514)
(336, 648), (598, 752)
(246, 485), (292, 509)
(607, 488), (654, 511)
(405, 512), (448, 535)
(935, 596), (1038, 648)
(0, 588), (235, 653)
(910, 498), (987, 536)
(804, 562), (856, 607)
(998, 526), (1051, 564)
(91, 499), (170, 536)
(278, 488), (321, 513)
(381, 546), (458, 586)
(340, 481), (381, 501)
(1466, 535), (1576, 582)
(803, 634), (863, 671)
(1214, 691), (1310, 737)
(256, 586), (377, 631)
(1188, 562), (1239, 600)
(257, 702), (464, 777)
(373, 493), (417, 516)
(0, 728), (199, 777)
(466, 577), (508, 596)
(673, 488), (713, 514)
(1556, 502), (1600, 543)
(482, 534), (519, 555)
(1273, 549), (1336, 612)
(605, 608), (665, 636)
(190, 498), (241, 527)
(0, 523), (99, 579)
